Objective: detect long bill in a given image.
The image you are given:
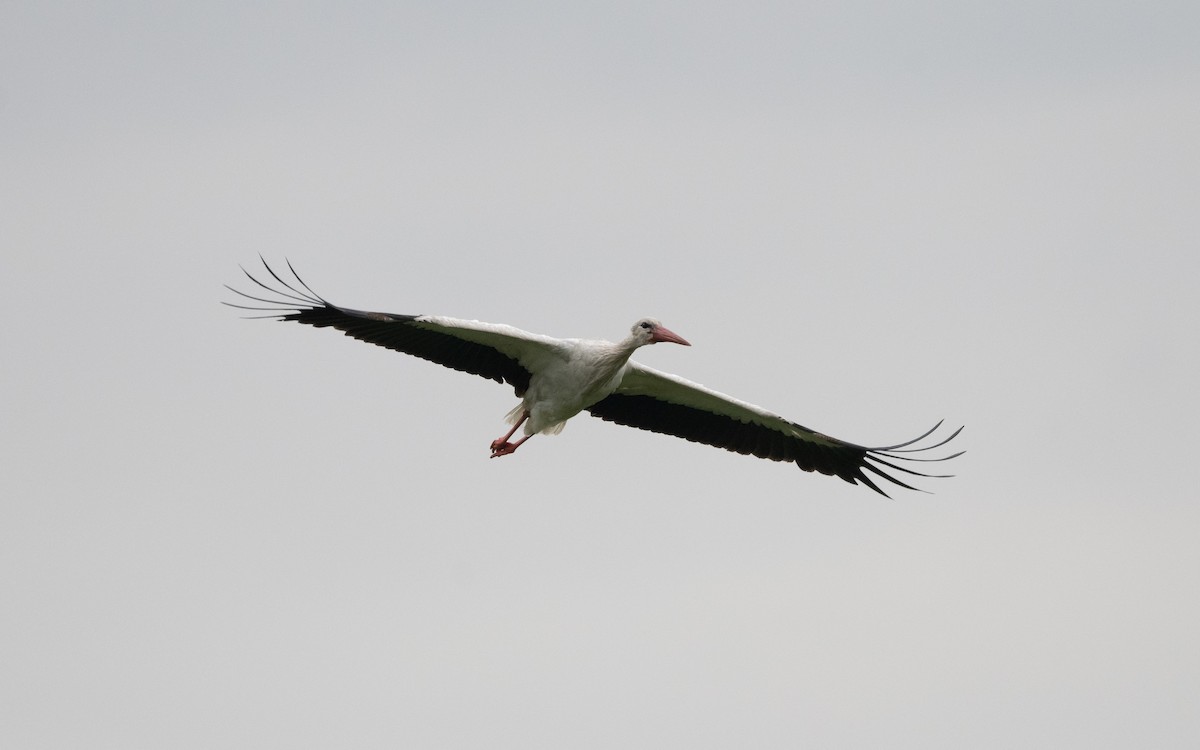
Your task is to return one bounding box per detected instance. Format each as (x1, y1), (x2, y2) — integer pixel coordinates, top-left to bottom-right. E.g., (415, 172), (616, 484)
(651, 326), (691, 346)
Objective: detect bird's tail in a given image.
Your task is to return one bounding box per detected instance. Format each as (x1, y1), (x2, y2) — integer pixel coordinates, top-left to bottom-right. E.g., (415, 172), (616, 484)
(506, 402), (567, 436)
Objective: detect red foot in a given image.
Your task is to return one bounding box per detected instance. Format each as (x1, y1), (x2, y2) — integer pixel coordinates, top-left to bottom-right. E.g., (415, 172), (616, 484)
(490, 434), (529, 458)
(490, 440), (519, 458)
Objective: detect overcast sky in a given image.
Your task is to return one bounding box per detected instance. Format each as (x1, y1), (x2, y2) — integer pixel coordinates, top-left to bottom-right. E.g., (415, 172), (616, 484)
(3, 2), (1198, 748)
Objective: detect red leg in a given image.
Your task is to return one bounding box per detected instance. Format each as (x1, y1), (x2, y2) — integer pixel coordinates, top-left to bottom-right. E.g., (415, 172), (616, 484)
(490, 411), (531, 458)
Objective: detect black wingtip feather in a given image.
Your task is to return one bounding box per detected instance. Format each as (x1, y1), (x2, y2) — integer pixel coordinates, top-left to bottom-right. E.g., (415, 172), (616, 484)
(853, 423), (964, 496)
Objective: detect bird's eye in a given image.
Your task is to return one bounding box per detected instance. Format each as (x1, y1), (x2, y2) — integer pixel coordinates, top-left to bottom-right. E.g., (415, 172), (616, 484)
(640, 321), (653, 330)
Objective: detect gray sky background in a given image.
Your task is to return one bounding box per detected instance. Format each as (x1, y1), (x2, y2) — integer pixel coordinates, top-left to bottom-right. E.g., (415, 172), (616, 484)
(3, 2), (1198, 747)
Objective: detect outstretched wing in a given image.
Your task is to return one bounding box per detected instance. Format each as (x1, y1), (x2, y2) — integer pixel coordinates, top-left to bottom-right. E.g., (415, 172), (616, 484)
(223, 258), (570, 396)
(587, 362), (963, 497)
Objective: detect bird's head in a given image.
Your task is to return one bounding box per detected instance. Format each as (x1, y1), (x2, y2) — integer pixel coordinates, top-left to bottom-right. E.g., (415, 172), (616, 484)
(631, 318), (691, 347)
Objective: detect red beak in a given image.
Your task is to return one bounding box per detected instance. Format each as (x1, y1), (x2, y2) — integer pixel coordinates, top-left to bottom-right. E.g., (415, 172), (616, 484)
(651, 325), (691, 346)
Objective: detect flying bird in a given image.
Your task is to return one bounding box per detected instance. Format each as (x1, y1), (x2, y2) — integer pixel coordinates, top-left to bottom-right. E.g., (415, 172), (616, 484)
(225, 259), (962, 497)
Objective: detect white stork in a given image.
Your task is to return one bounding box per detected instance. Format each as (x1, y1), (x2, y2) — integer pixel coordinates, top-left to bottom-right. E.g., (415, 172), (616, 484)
(225, 259), (962, 497)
